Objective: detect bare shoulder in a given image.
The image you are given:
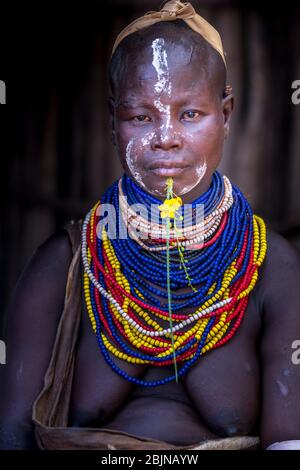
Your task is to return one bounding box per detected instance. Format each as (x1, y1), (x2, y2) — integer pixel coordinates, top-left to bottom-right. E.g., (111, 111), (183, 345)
(6, 230), (72, 330)
(258, 227), (300, 310)
(0, 228), (74, 449)
(19, 228), (73, 285)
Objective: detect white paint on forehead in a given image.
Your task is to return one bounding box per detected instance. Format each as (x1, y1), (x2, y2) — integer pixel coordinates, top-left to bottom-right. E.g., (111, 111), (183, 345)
(154, 99), (167, 113)
(151, 38), (174, 143)
(126, 138), (145, 188)
(151, 38), (171, 96)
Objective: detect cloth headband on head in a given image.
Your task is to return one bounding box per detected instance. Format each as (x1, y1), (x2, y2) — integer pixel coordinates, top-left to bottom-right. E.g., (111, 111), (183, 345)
(111, 0), (226, 66)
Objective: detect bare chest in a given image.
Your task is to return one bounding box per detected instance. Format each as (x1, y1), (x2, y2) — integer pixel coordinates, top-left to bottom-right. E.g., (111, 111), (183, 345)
(69, 287), (262, 440)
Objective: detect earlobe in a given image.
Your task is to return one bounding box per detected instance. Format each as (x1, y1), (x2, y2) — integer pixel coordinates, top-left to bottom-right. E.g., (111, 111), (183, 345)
(224, 124), (230, 139)
(222, 94), (234, 139)
(222, 94), (234, 122)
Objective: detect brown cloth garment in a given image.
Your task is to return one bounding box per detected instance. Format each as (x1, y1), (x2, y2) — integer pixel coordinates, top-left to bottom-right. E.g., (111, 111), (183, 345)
(111, 0), (226, 65)
(32, 220), (260, 450)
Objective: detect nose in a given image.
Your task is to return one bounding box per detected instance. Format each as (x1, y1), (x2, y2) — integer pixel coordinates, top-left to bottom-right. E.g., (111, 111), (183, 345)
(151, 126), (183, 151)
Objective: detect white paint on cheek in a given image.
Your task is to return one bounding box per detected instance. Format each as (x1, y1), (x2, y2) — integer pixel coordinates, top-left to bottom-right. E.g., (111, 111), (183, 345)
(141, 131), (155, 147)
(196, 161), (207, 181)
(186, 131), (195, 142)
(179, 160), (207, 196)
(126, 138), (145, 188)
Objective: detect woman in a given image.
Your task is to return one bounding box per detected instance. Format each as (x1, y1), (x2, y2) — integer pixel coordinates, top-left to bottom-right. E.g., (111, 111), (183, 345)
(1, 1), (300, 450)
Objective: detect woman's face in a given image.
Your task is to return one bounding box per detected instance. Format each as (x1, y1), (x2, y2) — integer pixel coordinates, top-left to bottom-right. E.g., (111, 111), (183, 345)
(109, 38), (233, 202)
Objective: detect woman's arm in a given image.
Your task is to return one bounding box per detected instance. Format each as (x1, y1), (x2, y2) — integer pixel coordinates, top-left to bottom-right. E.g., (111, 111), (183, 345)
(260, 230), (300, 449)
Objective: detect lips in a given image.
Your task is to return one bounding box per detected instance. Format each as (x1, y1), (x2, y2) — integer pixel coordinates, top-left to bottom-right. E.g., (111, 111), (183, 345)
(147, 160), (190, 177)
(150, 167), (187, 176)
(150, 162), (187, 169)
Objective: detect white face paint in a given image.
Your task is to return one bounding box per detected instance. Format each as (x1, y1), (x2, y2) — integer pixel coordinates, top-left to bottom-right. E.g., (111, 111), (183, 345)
(126, 138), (145, 188)
(179, 160), (207, 195)
(126, 132), (156, 189)
(151, 38), (173, 142)
(141, 131), (155, 147)
(124, 39), (174, 192)
(196, 161), (208, 181)
(151, 38), (171, 96)
(125, 39), (208, 199)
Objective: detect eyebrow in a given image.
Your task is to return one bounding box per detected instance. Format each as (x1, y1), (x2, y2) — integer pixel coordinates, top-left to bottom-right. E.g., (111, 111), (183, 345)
(116, 95), (210, 110)
(116, 99), (140, 108)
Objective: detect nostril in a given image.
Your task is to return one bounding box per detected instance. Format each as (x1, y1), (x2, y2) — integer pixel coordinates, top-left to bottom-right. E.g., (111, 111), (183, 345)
(151, 133), (182, 150)
(153, 141), (179, 148)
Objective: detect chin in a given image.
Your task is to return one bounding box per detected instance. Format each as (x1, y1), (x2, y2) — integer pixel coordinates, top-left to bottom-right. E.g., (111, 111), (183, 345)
(127, 168), (207, 201)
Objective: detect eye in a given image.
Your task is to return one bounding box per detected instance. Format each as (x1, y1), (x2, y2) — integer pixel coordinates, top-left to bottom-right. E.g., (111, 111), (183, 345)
(132, 115), (151, 123)
(181, 110), (201, 121)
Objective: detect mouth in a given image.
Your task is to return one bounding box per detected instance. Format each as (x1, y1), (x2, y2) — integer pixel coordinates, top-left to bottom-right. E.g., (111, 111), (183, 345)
(147, 161), (190, 177)
(149, 167), (187, 176)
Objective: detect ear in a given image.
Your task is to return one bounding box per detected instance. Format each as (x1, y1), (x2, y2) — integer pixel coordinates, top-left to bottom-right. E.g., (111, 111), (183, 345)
(222, 94), (234, 139)
(108, 96), (117, 146)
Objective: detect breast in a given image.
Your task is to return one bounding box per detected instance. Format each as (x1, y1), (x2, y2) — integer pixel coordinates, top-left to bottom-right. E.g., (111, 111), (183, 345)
(72, 279), (261, 440)
(183, 295), (261, 437)
(103, 395), (220, 445)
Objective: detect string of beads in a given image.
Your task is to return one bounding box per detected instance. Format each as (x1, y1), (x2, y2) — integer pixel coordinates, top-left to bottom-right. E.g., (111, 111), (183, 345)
(82, 172), (267, 386)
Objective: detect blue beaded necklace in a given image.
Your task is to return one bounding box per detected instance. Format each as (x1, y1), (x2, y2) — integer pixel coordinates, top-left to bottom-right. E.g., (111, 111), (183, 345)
(83, 171), (258, 386)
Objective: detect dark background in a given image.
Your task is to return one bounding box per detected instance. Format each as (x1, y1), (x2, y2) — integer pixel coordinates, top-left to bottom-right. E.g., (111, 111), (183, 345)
(1, 0), (300, 324)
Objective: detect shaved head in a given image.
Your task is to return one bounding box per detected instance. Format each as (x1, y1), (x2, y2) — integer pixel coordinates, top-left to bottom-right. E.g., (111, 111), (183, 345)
(108, 20), (227, 100)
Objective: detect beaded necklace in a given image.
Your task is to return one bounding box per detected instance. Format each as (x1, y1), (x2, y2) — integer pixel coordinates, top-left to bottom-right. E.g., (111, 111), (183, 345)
(82, 172), (267, 386)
